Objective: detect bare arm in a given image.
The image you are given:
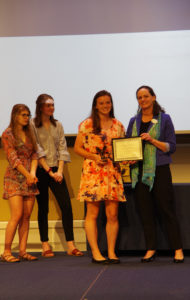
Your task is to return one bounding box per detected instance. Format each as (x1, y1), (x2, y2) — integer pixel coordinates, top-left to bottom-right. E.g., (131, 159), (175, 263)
(38, 157), (64, 183)
(16, 163), (37, 186)
(30, 159), (38, 175)
(2, 130), (38, 185)
(57, 160), (64, 174)
(74, 132), (102, 163)
(53, 160), (64, 183)
(29, 159), (38, 183)
(38, 157), (55, 178)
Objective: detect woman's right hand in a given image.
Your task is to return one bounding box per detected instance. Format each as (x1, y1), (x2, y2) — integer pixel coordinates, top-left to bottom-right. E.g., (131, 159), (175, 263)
(93, 154), (108, 166)
(26, 173), (38, 186)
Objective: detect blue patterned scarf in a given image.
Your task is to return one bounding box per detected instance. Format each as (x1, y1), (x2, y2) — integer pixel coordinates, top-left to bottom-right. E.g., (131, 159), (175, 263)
(131, 113), (161, 190)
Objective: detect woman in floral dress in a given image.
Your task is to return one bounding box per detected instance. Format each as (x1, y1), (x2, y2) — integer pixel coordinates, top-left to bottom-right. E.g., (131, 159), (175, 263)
(74, 90), (126, 264)
(1, 104), (38, 262)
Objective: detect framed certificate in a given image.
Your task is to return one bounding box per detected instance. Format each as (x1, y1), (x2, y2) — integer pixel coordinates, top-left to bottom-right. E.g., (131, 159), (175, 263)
(112, 137), (143, 162)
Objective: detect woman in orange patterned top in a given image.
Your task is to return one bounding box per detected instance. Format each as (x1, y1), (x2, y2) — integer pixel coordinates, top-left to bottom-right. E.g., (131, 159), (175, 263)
(74, 90), (126, 264)
(1, 104), (39, 263)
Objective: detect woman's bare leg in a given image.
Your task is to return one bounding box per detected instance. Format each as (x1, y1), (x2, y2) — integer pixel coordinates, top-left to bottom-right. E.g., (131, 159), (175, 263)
(105, 201), (119, 259)
(3, 196), (23, 256)
(18, 196), (35, 255)
(85, 202), (105, 260)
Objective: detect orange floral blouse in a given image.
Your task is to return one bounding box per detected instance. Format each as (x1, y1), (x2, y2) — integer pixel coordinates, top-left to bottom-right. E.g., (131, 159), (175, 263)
(2, 128), (39, 199)
(77, 118), (126, 202)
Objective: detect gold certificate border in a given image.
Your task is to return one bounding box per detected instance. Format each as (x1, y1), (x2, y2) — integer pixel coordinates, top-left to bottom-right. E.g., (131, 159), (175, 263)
(112, 137), (143, 162)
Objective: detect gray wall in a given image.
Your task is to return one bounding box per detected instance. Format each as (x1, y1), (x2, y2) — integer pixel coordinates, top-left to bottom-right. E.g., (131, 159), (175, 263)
(1, 0), (190, 37)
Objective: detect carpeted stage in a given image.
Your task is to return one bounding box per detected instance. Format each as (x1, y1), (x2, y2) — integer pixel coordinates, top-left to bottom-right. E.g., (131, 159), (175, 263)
(0, 252), (190, 300)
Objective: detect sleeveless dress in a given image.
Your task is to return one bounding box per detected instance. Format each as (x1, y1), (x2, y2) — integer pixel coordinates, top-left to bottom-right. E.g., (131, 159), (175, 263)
(2, 128), (39, 199)
(77, 118), (126, 202)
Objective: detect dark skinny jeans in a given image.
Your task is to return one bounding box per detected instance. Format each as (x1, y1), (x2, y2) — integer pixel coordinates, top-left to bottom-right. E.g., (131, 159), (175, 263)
(36, 167), (74, 242)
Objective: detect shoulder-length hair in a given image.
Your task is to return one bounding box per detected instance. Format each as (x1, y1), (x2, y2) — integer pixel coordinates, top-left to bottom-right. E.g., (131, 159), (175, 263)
(90, 90), (115, 134)
(34, 94), (57, 128)
(136, 85), (165, 116)
(9, 104), (37, 150)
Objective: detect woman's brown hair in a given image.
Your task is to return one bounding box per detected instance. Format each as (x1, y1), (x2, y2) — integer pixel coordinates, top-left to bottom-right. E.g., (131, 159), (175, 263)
(90, 90), (115, 134)
(136, 85), (165, 116)
(9, 104), (37, 150)
(34, 94), (57, 128)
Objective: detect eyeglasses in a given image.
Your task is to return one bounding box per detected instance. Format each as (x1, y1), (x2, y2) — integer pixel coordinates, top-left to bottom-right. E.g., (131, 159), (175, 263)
(43, 103), (54, 107)
(20, 113), (31, 118)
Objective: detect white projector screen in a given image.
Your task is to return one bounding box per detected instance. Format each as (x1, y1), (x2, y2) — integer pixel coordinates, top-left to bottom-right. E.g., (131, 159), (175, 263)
(0, 30), (189, 135)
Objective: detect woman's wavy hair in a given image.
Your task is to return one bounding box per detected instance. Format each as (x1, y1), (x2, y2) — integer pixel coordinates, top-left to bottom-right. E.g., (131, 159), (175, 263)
(9, 104), (37, 150)
(34, 94), (57, 128)
(90, 90), (115, 134)
(136, 85), (165, 116)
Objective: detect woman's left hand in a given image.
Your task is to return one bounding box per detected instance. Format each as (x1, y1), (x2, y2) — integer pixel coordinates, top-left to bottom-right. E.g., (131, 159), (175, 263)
(140, 133), (153, 143)
(53, 172), (63, 183)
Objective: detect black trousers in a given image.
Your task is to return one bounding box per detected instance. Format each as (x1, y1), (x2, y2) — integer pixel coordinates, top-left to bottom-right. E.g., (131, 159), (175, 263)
(134, 164), (182, 250)
(36, 167), (74, 242)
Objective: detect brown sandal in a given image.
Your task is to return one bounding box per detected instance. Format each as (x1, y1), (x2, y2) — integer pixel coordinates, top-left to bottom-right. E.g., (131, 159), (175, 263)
(19, 253), (38, 261)
(1, 254), (20, 263)
(42, 250), (55, 258)
(67, 248), (84, 257)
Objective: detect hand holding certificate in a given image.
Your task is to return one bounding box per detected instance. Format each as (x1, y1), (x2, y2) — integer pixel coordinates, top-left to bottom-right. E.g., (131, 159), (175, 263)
(112, 137), (143, 162)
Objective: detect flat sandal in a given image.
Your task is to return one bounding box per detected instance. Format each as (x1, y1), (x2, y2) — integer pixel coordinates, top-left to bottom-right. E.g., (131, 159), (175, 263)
(19, 253), (38, 261)
(1, 254), (20, 263)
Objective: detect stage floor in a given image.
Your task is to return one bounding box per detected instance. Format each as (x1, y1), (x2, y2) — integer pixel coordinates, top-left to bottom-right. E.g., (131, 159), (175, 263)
(0, 252), (190, 300)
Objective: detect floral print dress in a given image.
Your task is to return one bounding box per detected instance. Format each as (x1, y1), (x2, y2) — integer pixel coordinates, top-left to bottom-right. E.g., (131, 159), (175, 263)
(2, 128), (39, 199)
(77, 118), (126, 202)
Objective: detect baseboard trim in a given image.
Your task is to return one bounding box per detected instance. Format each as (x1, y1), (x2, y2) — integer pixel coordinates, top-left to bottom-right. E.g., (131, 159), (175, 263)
(0, 220), (86, 253)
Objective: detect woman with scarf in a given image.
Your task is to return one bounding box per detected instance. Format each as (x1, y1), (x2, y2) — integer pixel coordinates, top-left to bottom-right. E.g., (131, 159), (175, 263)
(126, 85), (184, 263)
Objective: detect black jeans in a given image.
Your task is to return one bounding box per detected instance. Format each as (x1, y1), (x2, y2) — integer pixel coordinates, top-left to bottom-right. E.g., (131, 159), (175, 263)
(134, 164), (182, 250)
(36, 167), (74, 242)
